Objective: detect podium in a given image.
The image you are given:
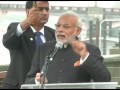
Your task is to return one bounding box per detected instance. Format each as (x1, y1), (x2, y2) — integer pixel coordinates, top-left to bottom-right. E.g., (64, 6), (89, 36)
(21, 82), (118, 89)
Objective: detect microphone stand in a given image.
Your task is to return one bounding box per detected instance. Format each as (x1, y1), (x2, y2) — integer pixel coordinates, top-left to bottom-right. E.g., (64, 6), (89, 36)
(39, 43), (62, 89)
(40, 55), (51, 89)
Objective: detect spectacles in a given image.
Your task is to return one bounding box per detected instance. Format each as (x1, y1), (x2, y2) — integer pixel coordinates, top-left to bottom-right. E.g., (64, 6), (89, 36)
(55, 24), (78, 29)
(37, 7), (49, 12)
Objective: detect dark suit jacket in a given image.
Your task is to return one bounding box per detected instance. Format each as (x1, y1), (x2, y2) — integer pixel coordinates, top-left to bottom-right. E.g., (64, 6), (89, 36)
(2, 22), (55, 89)
(25, 41), (111, 84)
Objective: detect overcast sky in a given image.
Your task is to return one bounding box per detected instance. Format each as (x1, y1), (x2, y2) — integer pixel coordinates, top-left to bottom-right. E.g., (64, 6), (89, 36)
(0, 1), (118, 8)
(49, 1), (117, 8)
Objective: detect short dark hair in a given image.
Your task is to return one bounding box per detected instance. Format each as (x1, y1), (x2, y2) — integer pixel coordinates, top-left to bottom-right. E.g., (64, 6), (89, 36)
(25, 1), (48, 9)
(26, 1), (36, 9)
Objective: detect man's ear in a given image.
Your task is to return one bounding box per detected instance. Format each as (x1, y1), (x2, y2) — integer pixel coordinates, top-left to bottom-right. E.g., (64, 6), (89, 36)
(76, 27), (81, 36)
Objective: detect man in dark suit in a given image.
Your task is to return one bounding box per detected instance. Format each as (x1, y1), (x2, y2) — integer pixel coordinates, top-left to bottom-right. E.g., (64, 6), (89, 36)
(2, 1), (55, 89)
(25, 11), (111, 85)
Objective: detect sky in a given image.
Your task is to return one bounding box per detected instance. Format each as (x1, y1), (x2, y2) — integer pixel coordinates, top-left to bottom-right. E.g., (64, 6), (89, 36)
(0, 1), (118, 8)
(49, 1), (117, 8)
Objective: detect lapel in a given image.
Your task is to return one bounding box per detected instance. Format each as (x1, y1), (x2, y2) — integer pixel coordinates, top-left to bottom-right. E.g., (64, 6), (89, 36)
(24, 27), (36, 57)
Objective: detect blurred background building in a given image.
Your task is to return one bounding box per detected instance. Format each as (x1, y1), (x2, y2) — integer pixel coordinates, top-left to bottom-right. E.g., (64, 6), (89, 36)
(0, 1), (120, 87)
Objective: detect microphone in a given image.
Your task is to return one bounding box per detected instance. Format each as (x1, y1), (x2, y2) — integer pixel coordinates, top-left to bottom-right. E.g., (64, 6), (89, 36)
(49, 42), (63, 61)
(40, 42), (63, 76)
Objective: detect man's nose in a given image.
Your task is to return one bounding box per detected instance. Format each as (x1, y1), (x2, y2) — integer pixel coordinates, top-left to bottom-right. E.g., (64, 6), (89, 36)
(56, 26), (64, 33)
(42, 9), (48, 14)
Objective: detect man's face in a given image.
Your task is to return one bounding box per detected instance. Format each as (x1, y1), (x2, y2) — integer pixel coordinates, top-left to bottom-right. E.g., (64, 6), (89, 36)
(55, 15), (80, 44)
(34, 1), (49, 24)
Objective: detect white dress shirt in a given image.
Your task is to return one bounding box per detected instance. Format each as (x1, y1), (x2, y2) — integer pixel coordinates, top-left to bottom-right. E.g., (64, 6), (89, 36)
(16, 23), (46, 43)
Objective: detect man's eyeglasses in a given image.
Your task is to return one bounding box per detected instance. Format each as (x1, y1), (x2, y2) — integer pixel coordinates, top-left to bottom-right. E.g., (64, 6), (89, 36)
(37, 7), (49, 12)
(55, 24), (78, 29)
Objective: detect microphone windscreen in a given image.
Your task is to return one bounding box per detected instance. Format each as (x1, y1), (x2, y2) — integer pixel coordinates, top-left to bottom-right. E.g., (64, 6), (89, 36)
(55, 42), (63, 49)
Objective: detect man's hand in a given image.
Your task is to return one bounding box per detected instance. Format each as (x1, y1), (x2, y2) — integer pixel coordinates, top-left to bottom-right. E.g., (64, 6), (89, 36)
(71, 40), (89, 60)
(20, 2), (40, 30)
(26, 6), (40, 26)
(35, 73), (48, 84)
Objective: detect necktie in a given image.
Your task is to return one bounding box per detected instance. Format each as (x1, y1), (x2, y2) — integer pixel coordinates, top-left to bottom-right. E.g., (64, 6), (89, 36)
(35, 32), (43, 47)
